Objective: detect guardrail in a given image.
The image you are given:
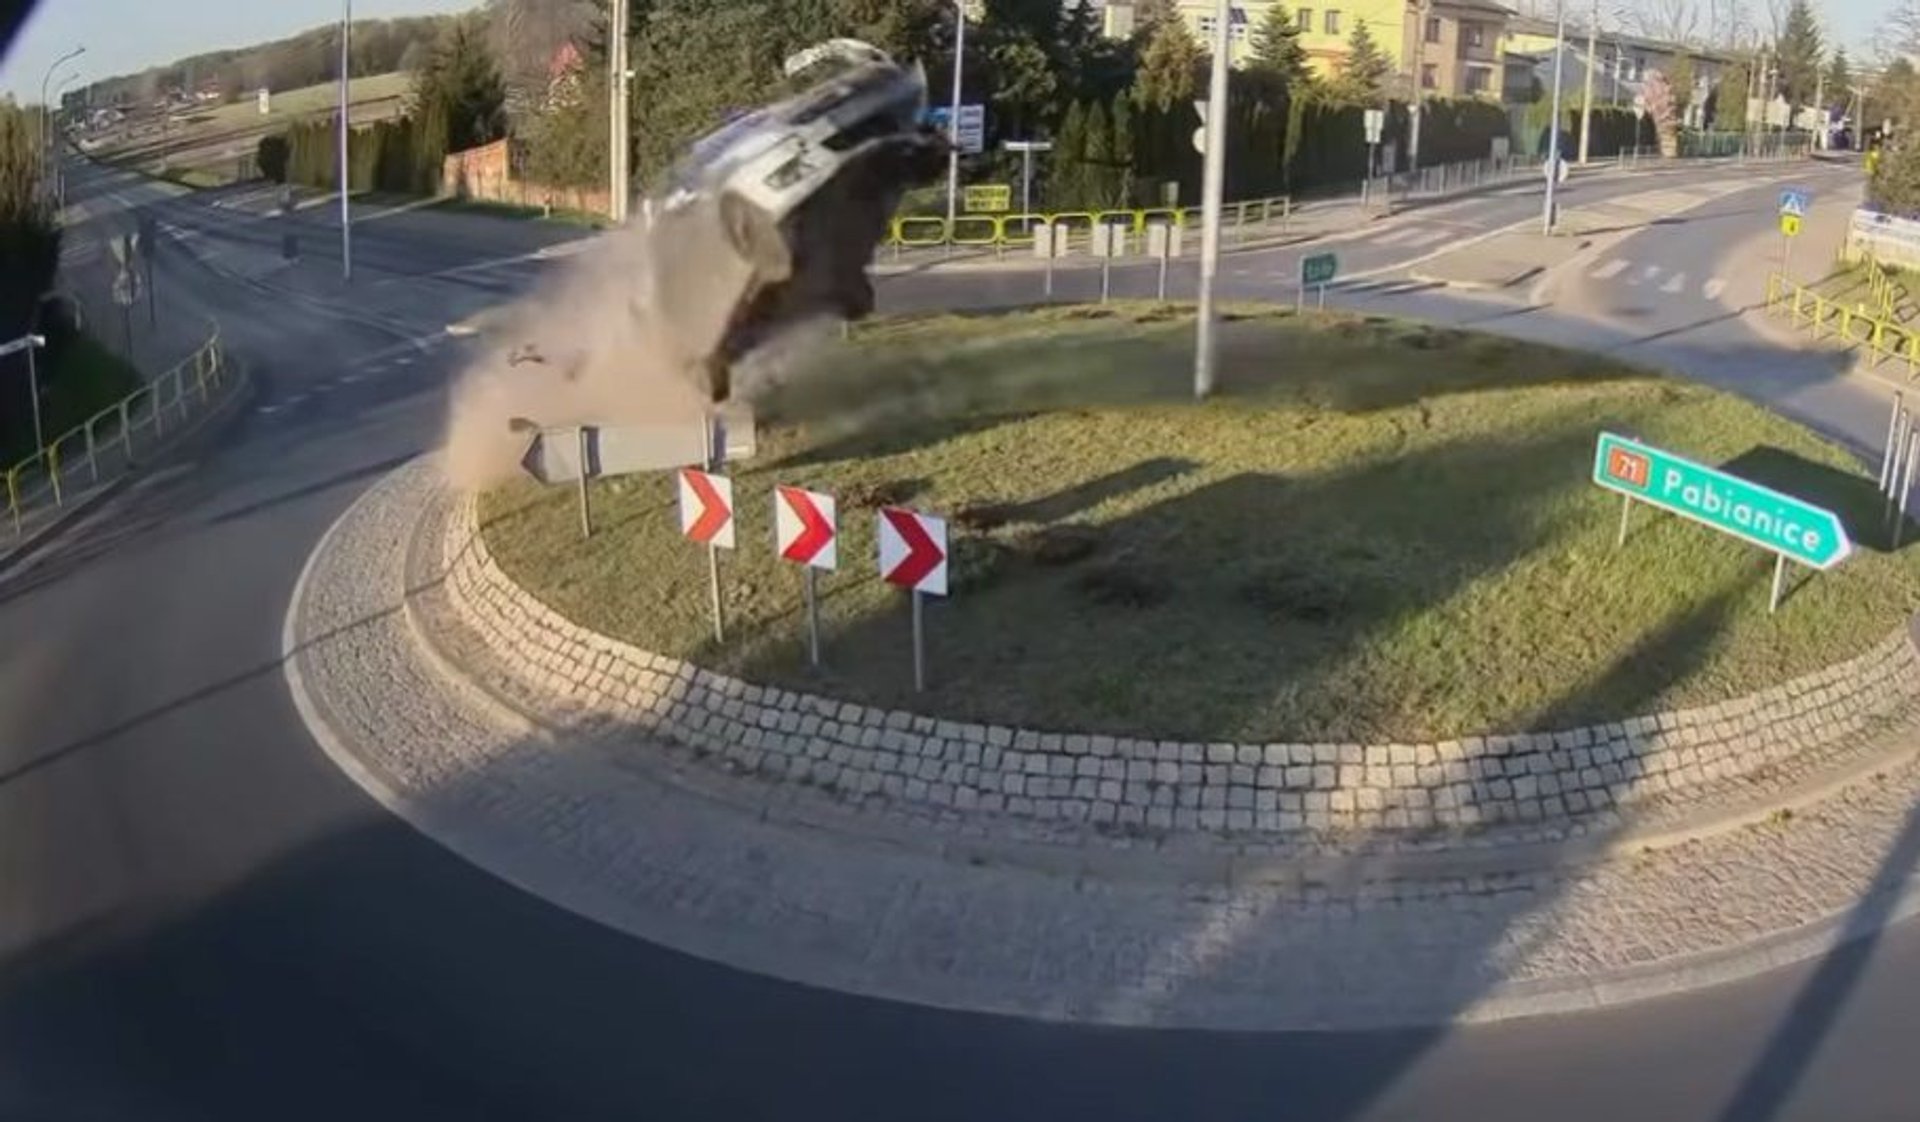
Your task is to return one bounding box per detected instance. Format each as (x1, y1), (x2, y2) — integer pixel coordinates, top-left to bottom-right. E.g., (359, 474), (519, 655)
(1766, 271), (1919, 380)
(886, 193), (1296, 253)
(1862, 253), (1904, 320)
(5, 321), (230, 537)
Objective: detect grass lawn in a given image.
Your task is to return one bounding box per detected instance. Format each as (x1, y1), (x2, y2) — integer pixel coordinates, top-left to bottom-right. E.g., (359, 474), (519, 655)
(427, 196), (610, 228)
(477, 303), (1920, 743)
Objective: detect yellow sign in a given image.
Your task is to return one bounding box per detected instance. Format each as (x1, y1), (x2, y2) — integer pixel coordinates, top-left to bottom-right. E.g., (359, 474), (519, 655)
(1781, 214), (1802, 238)
(963, 184), (1012, 213)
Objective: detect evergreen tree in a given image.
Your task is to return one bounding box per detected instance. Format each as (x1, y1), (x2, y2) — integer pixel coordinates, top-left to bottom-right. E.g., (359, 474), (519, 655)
(1713, 62), (1748, 130)
(1325, 20), (1390, 107)
(1826, 47), (1853, 110)
(1133, 12), (1201, 110)
(1773, 0), (1823, 110)
(411, 16), (507, 155)
(1047, 100), (1088, 208)
(1109, 93), (1136, 207)
(1250, 2), (1312, 92)
(1082, 98), (1115, 208)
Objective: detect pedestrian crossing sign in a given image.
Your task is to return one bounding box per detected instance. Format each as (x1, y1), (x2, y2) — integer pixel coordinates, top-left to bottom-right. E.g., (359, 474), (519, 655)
(1778, 188), (1810, 219)
(1780, 213), (1802, 238)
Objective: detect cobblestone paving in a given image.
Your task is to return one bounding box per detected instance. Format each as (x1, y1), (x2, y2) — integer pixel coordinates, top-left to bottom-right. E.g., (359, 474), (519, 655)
(441, 480), (1920, 854)
(285, 458), (1920, 1030)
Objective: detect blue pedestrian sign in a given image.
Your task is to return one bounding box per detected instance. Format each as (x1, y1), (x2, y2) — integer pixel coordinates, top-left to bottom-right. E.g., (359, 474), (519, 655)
(1778, 188), (1811, 219)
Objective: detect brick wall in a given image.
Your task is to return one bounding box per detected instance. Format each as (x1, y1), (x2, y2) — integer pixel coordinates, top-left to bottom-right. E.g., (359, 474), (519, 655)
(441, 138), (612, 217)
(444, 494), (1920, 838)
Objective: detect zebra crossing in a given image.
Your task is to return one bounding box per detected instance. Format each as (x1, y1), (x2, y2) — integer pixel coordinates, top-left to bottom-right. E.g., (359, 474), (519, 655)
(1581, 256), (1730, 304)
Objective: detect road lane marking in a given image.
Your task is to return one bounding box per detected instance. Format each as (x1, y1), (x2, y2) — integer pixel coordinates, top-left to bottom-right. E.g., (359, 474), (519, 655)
(1660, 272), (1688, 295)
(1703, 278), (1727, 301)
(1591, 259), (1630, 280)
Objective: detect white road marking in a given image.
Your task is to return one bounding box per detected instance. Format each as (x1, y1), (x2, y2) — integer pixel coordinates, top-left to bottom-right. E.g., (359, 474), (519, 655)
(1702, 278), (1727, 301)
(1660, 272), (1688, 295)
(1403, 228), (1454, 249)
(1370, 228), (1425, 247)
(341, 373), (363, 384)
(255, 405), (280, 416)
(1591, 259), (1630, 280)
(283, 394), (309, 407)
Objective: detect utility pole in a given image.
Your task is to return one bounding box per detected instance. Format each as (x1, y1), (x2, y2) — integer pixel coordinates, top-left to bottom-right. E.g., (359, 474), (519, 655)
(1543, 0), (1567, 235)
(1409, 0), (1430, 172)
(338, 0), (352, 281)
(1193, 0), (1230, 400)
(608, 0), (630, 223)
(1578, 0), (1597, 163)
(944, 2), (966, 237)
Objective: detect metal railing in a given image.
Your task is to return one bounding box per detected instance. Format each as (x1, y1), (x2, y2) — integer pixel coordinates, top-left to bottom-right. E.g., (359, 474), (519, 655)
(6, 321), (229, 537)
(886, 193), (1296, 254)
(1766, 272), (1920, 380)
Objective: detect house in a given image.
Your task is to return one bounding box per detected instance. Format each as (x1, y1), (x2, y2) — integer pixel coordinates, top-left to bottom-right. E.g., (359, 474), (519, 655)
(1098, 1), (1517, 101)
(1503, 16), (1731, 126)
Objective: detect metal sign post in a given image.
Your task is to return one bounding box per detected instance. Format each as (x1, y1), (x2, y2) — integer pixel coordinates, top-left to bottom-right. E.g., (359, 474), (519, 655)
(775, 484), (837, 668)
(1003, 139), (1052, 219)
(878, 508), (949, 692)
(575, 425), (593, 539)
(1898, 428), (1920, 549)
(1300, 253), (1339, 312)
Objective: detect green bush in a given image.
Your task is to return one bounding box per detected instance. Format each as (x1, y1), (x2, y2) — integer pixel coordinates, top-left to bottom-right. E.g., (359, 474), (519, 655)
(256, 134), (290, 183)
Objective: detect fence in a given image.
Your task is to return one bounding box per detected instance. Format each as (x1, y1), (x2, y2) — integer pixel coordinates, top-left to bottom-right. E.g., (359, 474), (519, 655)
(1764, 272), (1920, 380)
(886, 193), (1296, 255)
(6, 321), (231, 538)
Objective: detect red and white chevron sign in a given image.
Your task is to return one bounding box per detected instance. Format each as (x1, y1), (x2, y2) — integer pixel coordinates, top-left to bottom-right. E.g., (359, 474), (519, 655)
(775, 485), (837, 570)
(877, 507), (948, 596)
(677, 468), (735, 548)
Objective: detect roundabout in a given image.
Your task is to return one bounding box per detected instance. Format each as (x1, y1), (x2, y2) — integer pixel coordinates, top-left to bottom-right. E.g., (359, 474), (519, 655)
(286, 305), (1920, 1032)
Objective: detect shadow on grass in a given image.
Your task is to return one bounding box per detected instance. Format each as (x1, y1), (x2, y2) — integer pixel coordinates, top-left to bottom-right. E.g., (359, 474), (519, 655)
(1720, 445), (1915, 554)
(956, 457), (1198, 527)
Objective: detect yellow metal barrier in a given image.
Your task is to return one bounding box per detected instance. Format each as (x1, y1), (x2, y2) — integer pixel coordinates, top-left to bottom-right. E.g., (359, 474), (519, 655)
(886, 193), (1294, 249)
(949, 214), (1001, 246)
(1766, 272), (1920, 380)
(5, 322), (227, 537)
(892, 215), (949, 246)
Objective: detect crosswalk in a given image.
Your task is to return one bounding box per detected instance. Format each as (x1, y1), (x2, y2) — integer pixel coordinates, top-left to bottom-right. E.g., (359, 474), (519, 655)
(1581, 256), (1729, 303)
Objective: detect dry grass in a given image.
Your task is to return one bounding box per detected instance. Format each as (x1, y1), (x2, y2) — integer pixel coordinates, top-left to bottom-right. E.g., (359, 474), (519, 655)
(478, 303), (1920, 743)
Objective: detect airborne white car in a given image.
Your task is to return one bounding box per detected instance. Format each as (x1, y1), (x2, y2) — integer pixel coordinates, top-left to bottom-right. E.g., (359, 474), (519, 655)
(648, 38), (949, 404)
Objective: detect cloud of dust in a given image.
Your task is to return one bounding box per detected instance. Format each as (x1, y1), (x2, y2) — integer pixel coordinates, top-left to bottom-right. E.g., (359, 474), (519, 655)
(441, 192), (830, 491)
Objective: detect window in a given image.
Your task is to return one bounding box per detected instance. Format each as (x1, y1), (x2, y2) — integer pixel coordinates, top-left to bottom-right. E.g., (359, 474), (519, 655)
(1230, 21), (1248, 39)
(1296, 8), (1313, 31)
(1465, 65), (1492, 94)
(1425, 16), (1442, 43)
(1464, 21), (1484, 48)
(1324, 9), (1341, 34)
(1631, 57), (1645, 81)
(1421, 63), (1438, 89)
(1196, 13), (1214, 37)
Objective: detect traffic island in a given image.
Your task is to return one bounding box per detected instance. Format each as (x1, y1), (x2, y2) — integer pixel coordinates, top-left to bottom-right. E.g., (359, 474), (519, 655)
(283, 304), (1920, 1029)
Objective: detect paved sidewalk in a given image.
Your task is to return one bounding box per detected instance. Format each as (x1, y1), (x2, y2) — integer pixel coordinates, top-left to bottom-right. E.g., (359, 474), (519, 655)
(286, 457), (1920, 1031)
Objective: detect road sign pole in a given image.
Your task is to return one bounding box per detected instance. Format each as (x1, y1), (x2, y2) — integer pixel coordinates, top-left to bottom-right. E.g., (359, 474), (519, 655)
(1043, 226), (1055, 299)
(1880, 395), (1904, 492)
(575, 425), (593, 539)
(804, 567), (821, 667)
(1100, 249), (1111, 304)
(1769, 552), (1787, 614)
(1319, 282), (1328, 311)
(911, 589), (925, 692)
(1898, 430), (1920, 548)
(1889, 414), (1913, 522)
(1616, 493), (1633, 547)
(1157, 227), (1170, 302)
(145, 247), (156, 329)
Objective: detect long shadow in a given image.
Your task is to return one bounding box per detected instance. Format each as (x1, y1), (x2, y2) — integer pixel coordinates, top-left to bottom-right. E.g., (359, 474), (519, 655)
(1710, 798), (1920, 1122)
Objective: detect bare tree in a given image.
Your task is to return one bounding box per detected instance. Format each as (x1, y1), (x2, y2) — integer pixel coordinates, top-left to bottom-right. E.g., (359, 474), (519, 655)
(1883, 0), (1920, 63)
(1631, 0), (1703, 45)
(485, 0), (598, 116)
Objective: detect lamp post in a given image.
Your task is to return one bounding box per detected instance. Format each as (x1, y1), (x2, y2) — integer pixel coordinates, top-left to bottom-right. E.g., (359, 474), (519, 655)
(1003, 139), (1052, 218)
(1578, 0), (1597, 164)
(40, 45), (84, 192)
(1542, 0), (1567, 235)
(1, 333), (49, 454)
(944, 2), (967, 238)
(337, 0), (352, 281)
(1193, 0), (1230, 400)
(607, 0), (630, 223)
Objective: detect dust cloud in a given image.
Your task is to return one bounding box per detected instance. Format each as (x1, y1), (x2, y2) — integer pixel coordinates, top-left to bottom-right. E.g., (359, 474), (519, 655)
(439, 193), (840, 491)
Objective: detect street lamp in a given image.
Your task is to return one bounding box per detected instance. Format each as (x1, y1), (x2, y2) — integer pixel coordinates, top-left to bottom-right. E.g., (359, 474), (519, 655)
(52, 72), (81, 208)
(1002, 139), (1052, 219)
(1542, 0), (1567, 235)
(1193, 0), (1230, 400)
(40, 45), (84, 177)
(337, 0), (352, 281)
(943, 1), (967, 238)
(1, 333), (49, 454)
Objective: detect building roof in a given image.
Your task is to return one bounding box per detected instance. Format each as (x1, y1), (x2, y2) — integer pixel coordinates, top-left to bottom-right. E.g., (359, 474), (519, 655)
(1507, 15), (1733, 64)
(1437, 0), (1518, 16)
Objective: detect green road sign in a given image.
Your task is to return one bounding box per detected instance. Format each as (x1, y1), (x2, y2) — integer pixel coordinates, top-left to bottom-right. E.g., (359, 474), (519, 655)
(1592, 432), (1853, 570)
(1301, 252), (1339, 288)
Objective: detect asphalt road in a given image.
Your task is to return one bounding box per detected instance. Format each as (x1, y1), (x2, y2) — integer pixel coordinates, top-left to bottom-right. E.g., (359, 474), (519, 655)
(2, 156), (1916, 1122)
